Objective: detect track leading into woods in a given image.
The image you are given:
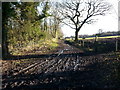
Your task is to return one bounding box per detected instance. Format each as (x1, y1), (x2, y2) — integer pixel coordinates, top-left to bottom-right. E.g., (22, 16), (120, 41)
(2, 41), (120, 89)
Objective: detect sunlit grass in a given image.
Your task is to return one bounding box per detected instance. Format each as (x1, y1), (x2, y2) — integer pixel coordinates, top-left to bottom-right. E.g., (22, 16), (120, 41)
(11, 38), (59, 55)
(78, 35), (120, 40)
(66, 35), (120, 41)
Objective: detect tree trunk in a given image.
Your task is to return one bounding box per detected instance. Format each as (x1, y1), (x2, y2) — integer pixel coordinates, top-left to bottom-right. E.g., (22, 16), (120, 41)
(2, 42), (10, 59)
(2, 27), (10, 59)
(75, 30), (79, 42)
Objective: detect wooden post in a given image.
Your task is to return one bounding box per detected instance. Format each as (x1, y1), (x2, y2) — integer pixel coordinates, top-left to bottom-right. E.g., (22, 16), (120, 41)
(83, 40), (84, 47)
(116, 38), (118, 51)
(82, 37), (85, 47)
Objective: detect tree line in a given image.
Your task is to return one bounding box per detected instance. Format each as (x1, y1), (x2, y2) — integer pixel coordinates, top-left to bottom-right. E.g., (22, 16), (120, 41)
(2, 1), (63, 59)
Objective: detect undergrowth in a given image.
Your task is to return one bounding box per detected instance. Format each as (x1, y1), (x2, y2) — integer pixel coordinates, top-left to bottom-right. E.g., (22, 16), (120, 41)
(9, 38), (59, 55)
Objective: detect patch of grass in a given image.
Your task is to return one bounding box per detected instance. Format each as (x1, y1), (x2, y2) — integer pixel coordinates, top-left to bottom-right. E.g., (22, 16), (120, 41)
(11, 38), (59, 55)
(45, 39), (58, 50)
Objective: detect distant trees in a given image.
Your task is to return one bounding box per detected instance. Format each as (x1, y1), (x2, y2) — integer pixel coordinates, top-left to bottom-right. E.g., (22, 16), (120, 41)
(58, 0), (111, 42)
(51, 2), (63, 39)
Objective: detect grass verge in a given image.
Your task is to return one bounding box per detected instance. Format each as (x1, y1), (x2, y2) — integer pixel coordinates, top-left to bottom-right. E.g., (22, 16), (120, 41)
(10, 38), (59, 55)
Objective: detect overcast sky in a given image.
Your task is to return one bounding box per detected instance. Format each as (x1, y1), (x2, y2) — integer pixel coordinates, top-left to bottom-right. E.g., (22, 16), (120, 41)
(61, 0), (118, 37)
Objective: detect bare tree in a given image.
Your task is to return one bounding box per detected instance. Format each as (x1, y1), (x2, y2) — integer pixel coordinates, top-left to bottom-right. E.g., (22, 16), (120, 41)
(49, 2), (63, 38)
(58, 0), (111, 42)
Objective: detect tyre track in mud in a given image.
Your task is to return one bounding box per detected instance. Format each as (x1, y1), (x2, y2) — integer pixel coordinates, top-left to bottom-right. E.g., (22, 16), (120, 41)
(2, 41), (119, 89)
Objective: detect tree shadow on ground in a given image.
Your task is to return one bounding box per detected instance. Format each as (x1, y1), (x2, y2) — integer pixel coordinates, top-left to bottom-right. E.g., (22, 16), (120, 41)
(3, 40), (119, 60)
(3, 57), (120, 90)
(3, 51), (108, 60)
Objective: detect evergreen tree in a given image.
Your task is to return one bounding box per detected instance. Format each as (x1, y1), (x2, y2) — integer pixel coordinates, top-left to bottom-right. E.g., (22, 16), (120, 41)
(2, 2), (17, 59)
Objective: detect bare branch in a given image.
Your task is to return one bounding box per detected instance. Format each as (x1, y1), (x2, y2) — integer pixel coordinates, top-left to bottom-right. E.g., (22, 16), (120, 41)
(62, 21), (76, 29)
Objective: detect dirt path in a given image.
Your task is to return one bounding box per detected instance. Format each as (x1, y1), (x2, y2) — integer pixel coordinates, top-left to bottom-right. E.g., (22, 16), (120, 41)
(2, 41), (120, 89)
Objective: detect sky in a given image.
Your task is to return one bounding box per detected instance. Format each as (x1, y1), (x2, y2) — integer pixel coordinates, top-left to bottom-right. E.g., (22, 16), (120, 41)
(61, 0), (119, 37)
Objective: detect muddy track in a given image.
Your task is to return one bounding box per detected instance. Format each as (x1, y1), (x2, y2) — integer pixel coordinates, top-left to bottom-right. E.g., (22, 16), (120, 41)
(2, 42), (120, 89)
